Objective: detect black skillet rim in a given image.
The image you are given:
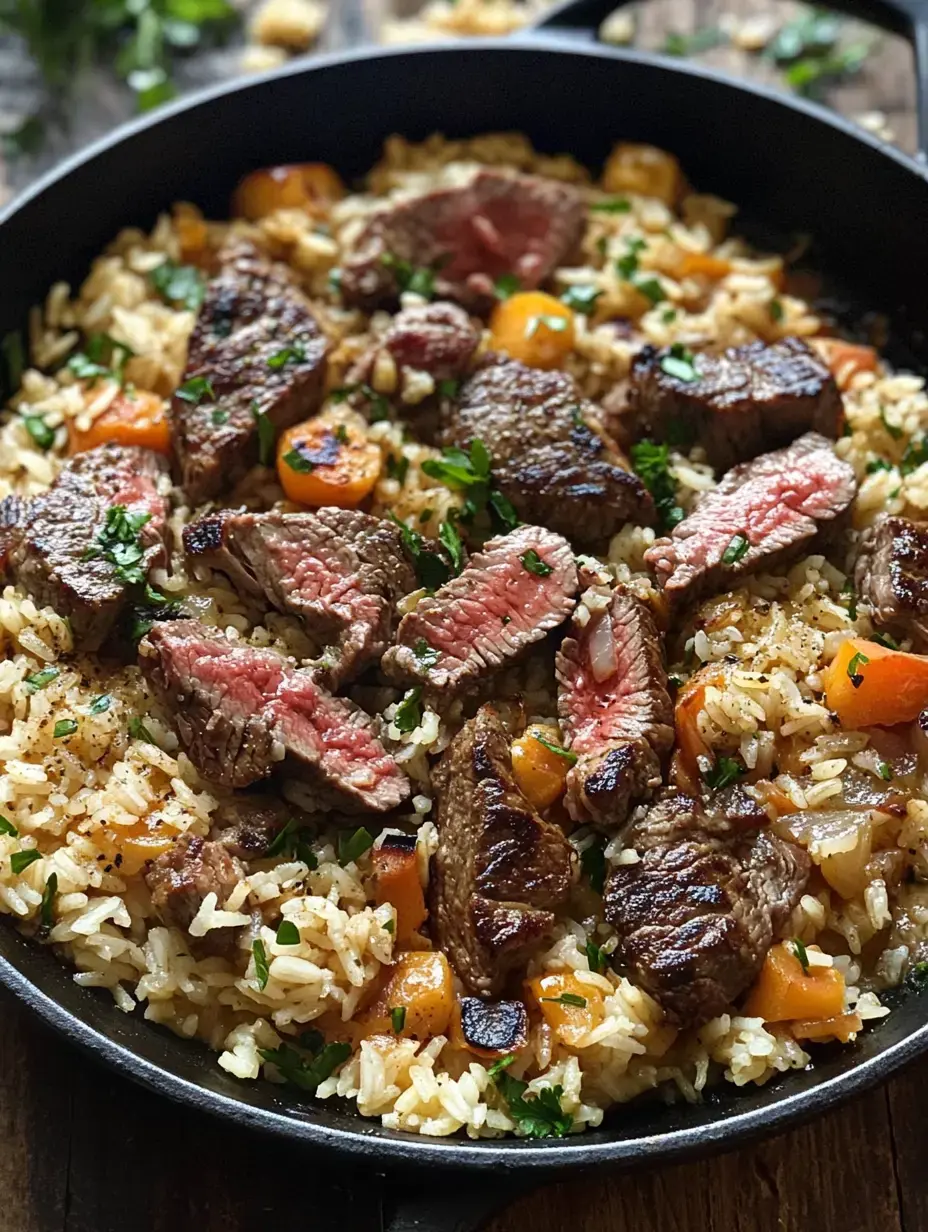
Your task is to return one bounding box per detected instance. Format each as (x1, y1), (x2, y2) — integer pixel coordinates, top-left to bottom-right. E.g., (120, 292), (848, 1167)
(2, 34), (928, 1170)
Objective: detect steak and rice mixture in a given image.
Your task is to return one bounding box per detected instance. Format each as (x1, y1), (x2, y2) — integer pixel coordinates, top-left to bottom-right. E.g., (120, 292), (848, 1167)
(2, 131), (926, 1140)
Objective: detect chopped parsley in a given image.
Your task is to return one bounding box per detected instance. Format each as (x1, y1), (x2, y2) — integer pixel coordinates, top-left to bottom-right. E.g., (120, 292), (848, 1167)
(128, 716), (155, 744)
(721, 533), (750, 566)
(768, 298), (785, 323)
(540, 992), (587, 1009)
(520, 549), (552, 577)
(0, 816), (18, 837)
(390, 1006), (407, 1033)
(585, 939), (608, 975)
(394, 687), (424, 734)
(847, 650), (870, 688)
(39, 872), (58, 931)
(385, 454), (410, 485)
(580, 839), (606, 895)
(22, 414), (55, 450)
(282, 448), (314, 473)
(901, 437), (928, 475)
(176, 375), (215, 405)
(488, 489), (520, 533)
(634, 276), (666, 306)
(590, 196), (631, 213)
(439, 518), (465, 574)
(83, 505), (154, 587)
(493, 1072), (573, 1139)
(53, 719), (77, 739)
(330, 382), (391, 423)
(251, 402), (275, 466)
(384, 918), (395, 934)
(68, 333), (135, 385)
(211, 408), (229, 426)
(266, 818), (318, 869)
(661, 307), (678, 325)
(438, 378), (460, 399)
(906, 961), (928, 992)
(629, 439), (684, 532)
(252, 939), (270, 989)
(259, 1039), (351, 1092)
(488, 1055), (515, 1079)
(842, 578), (858, 622)
(880, 405), (903, 440)
(382, 252), (436, 299)
(659, 342), (699, 383)
(389, 515), (452, 591)
(276, 920), (300, 946)
(11, 849), (41, 874)
(532, 732), (578, 765)
(24, 667), (59, 692)
(560, 284), (602, 314)
(412, 639), (440, 668)
(866, 458), (893, 474)
(421, 439), (518, 534)
(877, 761), (894, 782)
(149, 261), (205, 312)
(267, 344), (307, 370)
(871, 631), (899, 650)
(615, 236), (646, 282)
(338, 827), (374, 868)
(525, 314), (570, 339)
(493, 273), (522, 300)
(790, 937), (810, 974)
(703, 756), (743, 790)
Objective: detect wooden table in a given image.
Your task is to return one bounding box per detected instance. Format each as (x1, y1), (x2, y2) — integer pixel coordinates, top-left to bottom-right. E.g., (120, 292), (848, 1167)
(1, 3), (926, 1229)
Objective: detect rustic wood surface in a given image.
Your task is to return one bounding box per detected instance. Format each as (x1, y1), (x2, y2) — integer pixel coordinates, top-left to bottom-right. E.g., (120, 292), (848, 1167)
(0, 2), (925, 1230)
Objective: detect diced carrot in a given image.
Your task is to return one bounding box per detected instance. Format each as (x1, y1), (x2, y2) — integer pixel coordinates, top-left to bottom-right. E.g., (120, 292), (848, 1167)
(372, 838), (427, 948)
(489, 292), (575, 370)
(174, 203), (209, 264)
(673, 666), (726, 787)
(69, 389), (171, 456)
(602, 142), (681, 204)
(791, 1011), (862, 1044)
(823, 638), (928, 730)
(358, 951), (453, 1041)
(743, 943), (846, 1022)
(232, 163), (347, 221)
(511, 723), (572, 811)
(525, 971), (605, 1049)
(676, 252), (731, 281)
(277, 417), (381, 508)
(811, 339), (878, 391)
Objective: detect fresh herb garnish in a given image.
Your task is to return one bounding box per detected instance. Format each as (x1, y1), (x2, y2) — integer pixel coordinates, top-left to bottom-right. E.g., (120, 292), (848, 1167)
(265, 818), (318, 869)
(252, 402), (275, 466)
(634, 276), (666, 306)
(877, 761), (894, 781)
(842, 578), (858, 622)
(267, 344), (307, 370)
(282, 448), (314, 473)
(906, 961), (928, 992)
(53, 719), (77, 739)
(493, 274), (522, 300)
(149, 261), (205, 312)
(330, 383), (392, 423)
(488, 489), (520, 533)
(338, 827), (374, 867)
(880, 405), (903, 440)
(791, 937), (810, 974)
(411, 639), (440, 669)
(585, 940), (608, 975)
(11, 849), (41, 875)
(703, 756), (743, 790)
(439, 518), (465, 574)
(520, 549), (553, 577)
(39, 872), (58, 930)
(532, 732), (578, 765)
(493, 1073), (573, 1139)
(615, 236), (646, 281)
(24, 667), (59, 692)
(0, 816), (18, 837)
(590, 196), (631, 213)
(488, 1055), (516, 1078)
(721, 533), (750, 566)
(540, 992), (587, 1009)
(384, 918), (395, 934)
(872, 632), (899, 650)
(386, 454), (409, 485)
(276, 920), (300, 946)
(68, 334), (135, 385)
(253, 939), (270, 989)
(438, 379), (459, 399)
(768, 298), (785, 323)
(629, 439), (684, 532)
(661, 307), (678, 324)
(390, 1006), (407, 1033)
(580, 839), (606, 895)
(659, 342), (699, 383)
(866, 458), (893, 474)
(211, 408), (229, 426)
(382, 252), (437, 299)
(847, 650), (870, 688)
(525, 314), (570, 340)
(259, 1040), (351, 1092)
(176, 376), (215, 406)
(560, 284), (602, 314)
(901, 437), (928, 475)
(22, 414), (55, 450)
(128, 716), (155, 744)
(664, 25), (726, 55)
(389, 515), (452, 591)
(394, 687), (424, 735)
(83, 505), (153, 587)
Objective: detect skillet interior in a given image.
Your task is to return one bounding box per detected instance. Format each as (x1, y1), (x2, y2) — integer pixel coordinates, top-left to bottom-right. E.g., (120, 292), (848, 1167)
(2, 38), (928, 1169)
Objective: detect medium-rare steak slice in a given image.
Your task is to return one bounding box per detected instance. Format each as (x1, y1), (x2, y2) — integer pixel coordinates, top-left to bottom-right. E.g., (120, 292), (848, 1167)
(140, 619), (409, 811)
(340, 167), (584, 312)
(556, 584), (673, 828)
(349, 301), (481, 388)
(184, 508), (416, 688)
(430, 705), (572, 995)
(6, 444), (169, 651)
(645, 432), (856, 608)
(172, 239), (329, 502)
(441, 357), (653, 546)
(623, 338), (844, 471)
(382, 524), (577, 705)
(855, 515), (928, 643)
(145, 832), (245, 956)
(603, 790), (810, 1027)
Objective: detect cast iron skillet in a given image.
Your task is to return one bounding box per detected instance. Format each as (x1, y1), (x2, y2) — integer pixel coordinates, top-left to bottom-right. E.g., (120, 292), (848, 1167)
(3, 1), (928, 1226)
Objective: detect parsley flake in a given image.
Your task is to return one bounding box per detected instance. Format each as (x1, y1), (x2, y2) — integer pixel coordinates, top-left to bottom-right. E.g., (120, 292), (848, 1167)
(39, 872), (58, 930)
(585, 939), (608, 975)
(276, 920), (300, 946)
(493, 1073), (573, 1139)
(412, 639), (440, 669)
(878, 761), (894, 781)
(847, 650), (870, 688)
(580, 839), (606, 894)
(880, 405), (903, 440)
(439, 519), (465, 574)
(23, 414), (55, 450)
(394, 687), (424, 734)
(24, 667), (59, 693)
(493, 274), (522, 300)
(630, 439), (684, 532)
(520, 549), (553, 577)
(338, 827), (374, 867)
(266, 818), (318, 869)
(560, 285), (602, 314)
(53, 719), (77, 739)
(382, 252), (437, 299)
(532, 732), (577, 765)
(791, 937), (810, 974)
(128, 716), (155, 744)
(149, 261), (205, 312)
(267, 344), (307, 370)
(259, 1040), (351, 1091)
(0, 816), (18, 837)
(252, 402), (275, 466)
(176, 375), (215, 405)
(703, 756), (743, 790)
(524, 314), (569, 339)
(721, 533), (750, 566)
(659, 342), (699, 383)
(590, 196), (631, 214)
(11, 849), (41, 875)
(252, 939), (270, 989)
(390, 1006), (407, 1033)
(871, 631), (899, 650)
(769, 298), (785, 323)
(540, 992), (587, 1009)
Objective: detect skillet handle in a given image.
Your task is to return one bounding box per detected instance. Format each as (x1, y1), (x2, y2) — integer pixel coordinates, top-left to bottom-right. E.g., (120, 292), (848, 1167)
(380, 1173), (532, 1232)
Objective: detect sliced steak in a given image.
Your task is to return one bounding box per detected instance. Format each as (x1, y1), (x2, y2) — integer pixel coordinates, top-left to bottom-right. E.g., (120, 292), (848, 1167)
(0, 494), (27, 574)
(172, 239), (329, 503)
(145, 832), (244, 955)
(623, 338), (844, 471)
(645, 432), (856, 608)
(383, 524), (577, 705)
(441, 357), (653, 546)
(184, 508), (416, 688)
(349, 301), (481, 388)
(140, 619), (409, 811)
(603, 790), (810, 1027)
(556, 585), (673, 828)
(6, 444), (169, 651)
(855, 515), (928, 643)
(340, 167), (584, 312)
(430, 705), (572, 995)
(209, 793), (292, 860)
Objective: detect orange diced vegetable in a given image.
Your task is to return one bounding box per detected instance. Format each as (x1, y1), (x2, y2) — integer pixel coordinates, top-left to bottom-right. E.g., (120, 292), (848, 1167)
(277, 417), (381, 508)
(673, 667), (725, 787)
(823, 638), (928, 730)
(791, 1011), (862, 1044)
(69, 389), (171, 456)
(743, 943), (845, 1022)
(373, 837), (427, 948)
(100, 815), (178, 877)
(489, 292), (575, 370)
(510, 723), (572, 811)
(812, 339), (878, 391)
(174, 203), (209, 264)
(232, 163), (347, 221)
(525, 971), (604, 1048)
(602, 142), (681, 204)
(359, 951), (453, 1041)
(676, 252), (731, 281)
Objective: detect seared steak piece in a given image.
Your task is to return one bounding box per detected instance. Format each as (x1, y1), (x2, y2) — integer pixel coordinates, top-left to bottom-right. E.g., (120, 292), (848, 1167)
(209, 793), (291, 860)
(603, 791), (810, 1027)
(458, 997), (528, 1056)
(340, 167), (584, 312)
(556, 586), (673, 828)
(441, 358), (653, 546)
(623, 338), (843, 471)
(141, 619), (409, 811)
(645, 433), (856, 608)
(0, 494), (27, 574)
(184, 508), (416, 688)
(349, 301), (481, 387)
(430, 705), (572, 995)
(5, 444), (168, 651)
(145, 832), (244, 955)
(855, 515), (928, 643)
(172, 240), (329, 502)
(383, 524), (577, 705)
